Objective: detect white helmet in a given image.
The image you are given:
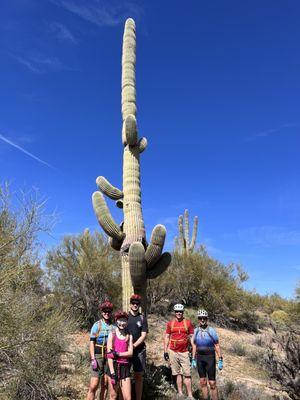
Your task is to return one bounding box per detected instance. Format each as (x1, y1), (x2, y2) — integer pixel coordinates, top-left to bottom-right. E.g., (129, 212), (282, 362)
(197, 309), (208, 318)
(174, 303), (184, 311)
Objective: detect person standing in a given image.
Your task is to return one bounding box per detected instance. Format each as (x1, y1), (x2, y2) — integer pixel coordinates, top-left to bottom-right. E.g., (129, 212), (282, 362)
(106, 311), (133, 400)
(164, 303), (194, 398)
(191, 309), (223, 400)
(127, 294), (148, 400)
(87, 301), (115, 400)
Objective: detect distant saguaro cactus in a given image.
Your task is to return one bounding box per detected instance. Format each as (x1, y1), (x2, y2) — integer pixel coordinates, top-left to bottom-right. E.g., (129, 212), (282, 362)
(92, 19), (171, 312)
(178, 209), (198, 254)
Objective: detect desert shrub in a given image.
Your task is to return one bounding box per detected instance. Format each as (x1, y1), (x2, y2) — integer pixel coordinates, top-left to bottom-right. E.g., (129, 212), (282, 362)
(247, 348), (265, 364)
(46, 230), (121, 328)
(271, 310), (291, 327)
(142, 363), (176, 399)
(217, 378), (275, 399)
(230, 341), (247, 356)
(229, 310), (260, 332)
(0, 184), (75, 400)
(264, 327), (300, 400)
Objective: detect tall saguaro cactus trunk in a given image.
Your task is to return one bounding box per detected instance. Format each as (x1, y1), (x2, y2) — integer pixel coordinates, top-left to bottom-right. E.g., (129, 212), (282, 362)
(92, 19), (171, 312)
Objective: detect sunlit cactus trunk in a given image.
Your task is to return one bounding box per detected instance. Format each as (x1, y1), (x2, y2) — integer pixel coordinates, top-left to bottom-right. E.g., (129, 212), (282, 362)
(92, 19), (171, 312)
(178, 209), (198, 254)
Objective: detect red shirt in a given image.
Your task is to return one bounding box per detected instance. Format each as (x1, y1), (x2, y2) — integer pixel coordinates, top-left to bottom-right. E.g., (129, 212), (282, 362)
(165, 319), (194, 352)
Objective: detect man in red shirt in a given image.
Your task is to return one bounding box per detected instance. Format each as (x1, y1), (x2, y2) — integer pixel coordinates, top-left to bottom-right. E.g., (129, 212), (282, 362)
(164, 304), (194, 398)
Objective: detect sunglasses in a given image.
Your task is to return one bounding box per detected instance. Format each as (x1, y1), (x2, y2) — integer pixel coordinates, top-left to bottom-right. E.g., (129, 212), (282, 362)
(198, 317), (208, 320)
(175, 311), (183, 313)
(102, 310), (112, 313)
(130, 302), (140, 306)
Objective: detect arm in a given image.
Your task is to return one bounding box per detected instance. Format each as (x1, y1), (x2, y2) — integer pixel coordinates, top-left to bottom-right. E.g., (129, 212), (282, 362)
(191, 333), (196, 359)
(133, 331), (147, 348)
(107, 332), (115, 374)
(89, 340), (96, 360)
(164, 333), (170, 353)
(214, 343), (222, 359)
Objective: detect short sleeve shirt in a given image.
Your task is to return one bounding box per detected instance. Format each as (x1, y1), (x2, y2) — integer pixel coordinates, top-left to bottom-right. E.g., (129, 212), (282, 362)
(90, 320), (115, 354)
(194, 326), (219, 351)
(127, 313), (148, 349)
(165, 319), (194, 352)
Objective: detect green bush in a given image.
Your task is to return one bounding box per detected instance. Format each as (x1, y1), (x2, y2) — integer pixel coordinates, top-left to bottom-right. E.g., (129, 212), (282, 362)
(0, 184), (76, 400)
(45, 230), (121, 328)
(271, 310), (291, 326)
(230, 341), (247, 357)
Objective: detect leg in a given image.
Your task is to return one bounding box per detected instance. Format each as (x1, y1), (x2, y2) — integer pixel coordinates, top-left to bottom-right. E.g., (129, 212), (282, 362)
(120, 377), (132, 400)
(184, 376), (193, 397)
(87, 377), (100, 400)
(134, 372), (143, 400)
(176, 374), (183, 395)
(99, 375), (108, 400)
(200, 378), (209, 400)
(108, 377), (118, 400)
(209, 380), (218, 400)
(181, 352), (193, 397)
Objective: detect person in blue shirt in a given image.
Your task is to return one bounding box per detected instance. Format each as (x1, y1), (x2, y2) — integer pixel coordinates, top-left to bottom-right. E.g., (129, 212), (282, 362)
(86, 301), (115, 400)
(191, 309), (223, 400)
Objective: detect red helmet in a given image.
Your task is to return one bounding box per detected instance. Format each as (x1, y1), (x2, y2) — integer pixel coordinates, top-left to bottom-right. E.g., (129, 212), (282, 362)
(99, 301), (113, 311)
(130, 294), (142, 303)
(115, 310), (129, 321)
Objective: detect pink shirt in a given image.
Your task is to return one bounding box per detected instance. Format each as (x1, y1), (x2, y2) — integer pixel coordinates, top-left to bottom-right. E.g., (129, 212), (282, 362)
(114, 334), (129, 364)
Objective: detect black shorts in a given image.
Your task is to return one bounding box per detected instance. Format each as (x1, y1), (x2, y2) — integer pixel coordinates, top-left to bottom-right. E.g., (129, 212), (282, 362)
(107, 362), (131, 380)
(132, 347), (146, 373)
(196, 354), (216, 381)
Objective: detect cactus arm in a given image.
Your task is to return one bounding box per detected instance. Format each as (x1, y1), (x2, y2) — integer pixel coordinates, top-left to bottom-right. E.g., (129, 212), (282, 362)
(178, 215), (185, 251)
(123, 114), (138, 145)
(138, 137), (147, 153)
(145, 224), (166, 268)
(184, 209), (190, 252)
(146, 252), (171, 279)
(129, 242), (147, 289)
(92, 192), (125, 241)
(189, 216), (199, 252)
(96, 176), (123, 200)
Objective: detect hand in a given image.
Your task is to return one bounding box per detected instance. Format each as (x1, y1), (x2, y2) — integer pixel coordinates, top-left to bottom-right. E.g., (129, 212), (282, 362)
(164, 352), (169, 361)
(191, 359), (197, 369)
(110, 373), (117, 385)
(218, 358), (223, 370)
(113, 351), (120, 358)
(91, 358), (98, 371)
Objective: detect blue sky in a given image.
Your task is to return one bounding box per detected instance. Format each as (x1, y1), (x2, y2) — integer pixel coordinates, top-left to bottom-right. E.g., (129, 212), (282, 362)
(1, 0), (299, 298)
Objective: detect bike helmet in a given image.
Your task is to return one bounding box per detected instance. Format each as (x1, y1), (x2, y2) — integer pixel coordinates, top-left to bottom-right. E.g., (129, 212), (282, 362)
(115, 311), (129, 321)
(100, 301), (113, 311)
(130, 294), (142, 303)
(197, 309), (208, 318)
(173, 303), (185, 311)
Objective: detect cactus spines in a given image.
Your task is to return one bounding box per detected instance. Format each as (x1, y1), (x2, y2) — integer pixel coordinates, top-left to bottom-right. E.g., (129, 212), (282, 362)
(96, 176), (123, 200)
(178, 209), (198, 254)
(92, 18), (171, 311)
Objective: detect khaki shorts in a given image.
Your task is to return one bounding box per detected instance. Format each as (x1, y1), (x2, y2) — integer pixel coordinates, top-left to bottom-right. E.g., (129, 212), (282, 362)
(169, 349), (191, 377)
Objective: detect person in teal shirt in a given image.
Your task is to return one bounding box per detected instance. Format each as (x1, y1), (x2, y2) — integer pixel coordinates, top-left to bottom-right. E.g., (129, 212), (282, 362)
(86, 301), (115, 400)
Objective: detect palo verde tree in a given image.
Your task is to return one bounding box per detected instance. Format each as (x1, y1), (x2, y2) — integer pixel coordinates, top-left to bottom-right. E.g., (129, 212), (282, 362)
(92, 19), (171, 311)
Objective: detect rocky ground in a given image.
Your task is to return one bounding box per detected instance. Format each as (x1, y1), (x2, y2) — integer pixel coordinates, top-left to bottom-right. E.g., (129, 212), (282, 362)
(57, 315), (291, 400)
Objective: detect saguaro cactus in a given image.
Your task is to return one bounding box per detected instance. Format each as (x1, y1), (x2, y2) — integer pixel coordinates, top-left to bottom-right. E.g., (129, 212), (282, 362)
(92, 18), (171, 311)
(178, 209), (198, 254)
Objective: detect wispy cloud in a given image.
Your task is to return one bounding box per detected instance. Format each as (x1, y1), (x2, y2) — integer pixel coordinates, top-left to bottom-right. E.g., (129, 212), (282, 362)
(11, 53), (65, 73)
(50, 0), (142, 27)
(49, 22), (77, 43)
(235, 226), (300, 247)
(0, 133), (55, 169)
(245, 123), (298, 141)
